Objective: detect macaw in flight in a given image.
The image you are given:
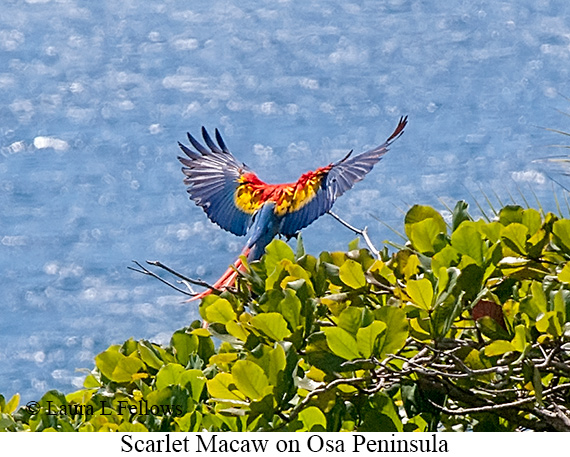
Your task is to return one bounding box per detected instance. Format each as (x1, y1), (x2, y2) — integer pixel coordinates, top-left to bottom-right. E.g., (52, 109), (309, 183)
(178, 116), (407, 301)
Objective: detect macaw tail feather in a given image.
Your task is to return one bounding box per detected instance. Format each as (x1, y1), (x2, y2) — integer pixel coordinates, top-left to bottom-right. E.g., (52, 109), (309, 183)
(187, 247), (251, 302)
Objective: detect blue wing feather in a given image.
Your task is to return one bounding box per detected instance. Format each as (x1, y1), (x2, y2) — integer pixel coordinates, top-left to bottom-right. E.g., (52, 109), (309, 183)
(179, 117), (407, 240)
(278, 116), (407, 237)
(179, 128), (254, 236)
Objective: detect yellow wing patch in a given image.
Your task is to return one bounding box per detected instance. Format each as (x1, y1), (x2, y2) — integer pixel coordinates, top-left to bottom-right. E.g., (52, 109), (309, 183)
(234, 169), (328, 217)
(234, 181), (268, 214)
(275, 172), (324, 216)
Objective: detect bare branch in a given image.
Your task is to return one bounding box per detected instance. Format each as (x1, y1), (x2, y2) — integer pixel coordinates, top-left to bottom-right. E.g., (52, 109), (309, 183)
(327, 211), (380, 258)
(426, 382), (570, 416)
(145, 260), (217, 290)
(280, 376), (369, 427)
(128, 261), (194, 296)
(552, 404), (570, 429)
(129, 260), (222, 296)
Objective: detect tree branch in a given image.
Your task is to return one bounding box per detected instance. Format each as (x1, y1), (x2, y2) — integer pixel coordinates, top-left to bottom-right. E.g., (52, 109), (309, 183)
(327, 211), (380, 258)
(128, 261), (194, 296)
(279, 376), (369, 427)
(129, 260), (221, 296)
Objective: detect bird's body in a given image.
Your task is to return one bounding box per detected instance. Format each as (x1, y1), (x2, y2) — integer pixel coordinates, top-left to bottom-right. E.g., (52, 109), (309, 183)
(178, 116), (407, 301)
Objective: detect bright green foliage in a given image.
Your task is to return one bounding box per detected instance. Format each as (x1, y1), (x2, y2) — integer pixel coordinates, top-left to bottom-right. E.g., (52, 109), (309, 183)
(2, 201), (570, 432)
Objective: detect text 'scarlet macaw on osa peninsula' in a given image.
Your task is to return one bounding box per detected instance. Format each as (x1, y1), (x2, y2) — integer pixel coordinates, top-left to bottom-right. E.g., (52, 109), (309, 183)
(178, 116), (408, 301)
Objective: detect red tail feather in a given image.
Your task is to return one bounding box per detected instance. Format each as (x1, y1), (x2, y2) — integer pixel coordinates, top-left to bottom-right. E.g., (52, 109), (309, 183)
(187, 247), (251, 302)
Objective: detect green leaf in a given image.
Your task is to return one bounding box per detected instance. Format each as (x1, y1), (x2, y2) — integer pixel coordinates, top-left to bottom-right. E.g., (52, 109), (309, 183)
(94, 345), (146, 383)
(174, 412), (202, 432)
(453, 263), (484, 302)
(147, 385), (189, 417)
(451, 200), (471, 231)
(463, 348), (489, 371)
(360, 392), (403, 432)
(39, 390), (67, 409)
(558, 262), (570, 283)
(196, 333), (215, 363)
(4, 393), (19, 414)
(431, 295), (463, 339)
(226, 321), (249, 342)
(95, 345), (123, 381)
(473, 413), (512, 432)
(405, 205), (447, 235)
(408, 219), (443, 254)
(338, 306), (366, 335)
(250, 313), (291, 341)
(250, 394), (275, 423)
(399, 252), (421, 280)
(501, 223), (529, 255)
(432, 245), (460, 273)
(83, 374), (100, 389)
(138, 341), (164, 370)
(485, 340), (516, 357)
(286, 262), (313, 281)
(171, 331), (199, 366)
(265, 261), (285, 290)
(339, 259), (366, 289)
(477, 316), (511, 340)
(204, 298), (236, 324)
(356, 321), (387, 358)
(435, 265), (450, 295)
(522, 208), (542, 235)
(348, 237), (360, 251)
(155, 363), (186, 390)
(324, 327), (361, 360)
(499, 205), (523, 225)
(278, 289), (302, 330)
(375, 307), (409, 357)
(536, 311), (562, 337)
(266, 344), (287, 385)
(553, 289), (568, 323)
(121, 338), (138, 356)
(285, 278), (314, 304)
(553, 219), (570, 253)
(265, 239), (295, 273)
(530, 280), (547, 315)
(206, 373), (247, 402)
(232, 360), (269, 401)
(179, 369), (207, 402)
(480, 221), (503, 243)
(298, 406), (327, 431)
(511, 325), (527, 352)
(450, 222), (484, 265)
(406, 278), (434, 310)
(404, 205), (447, 254)
(0, 394), (6, 413)
(112, 356), (145, 383)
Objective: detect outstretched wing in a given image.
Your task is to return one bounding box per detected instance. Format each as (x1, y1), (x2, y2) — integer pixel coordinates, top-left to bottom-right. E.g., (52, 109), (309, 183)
(278, 116), (408, 237)
(178, 127), (256, 236)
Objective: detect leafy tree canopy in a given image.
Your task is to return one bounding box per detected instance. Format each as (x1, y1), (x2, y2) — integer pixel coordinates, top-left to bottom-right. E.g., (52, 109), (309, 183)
(1, 201), (570, 432)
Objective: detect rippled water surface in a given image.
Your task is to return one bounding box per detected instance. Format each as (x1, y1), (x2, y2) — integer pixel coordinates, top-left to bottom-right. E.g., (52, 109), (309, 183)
(1, 0), (570, 402)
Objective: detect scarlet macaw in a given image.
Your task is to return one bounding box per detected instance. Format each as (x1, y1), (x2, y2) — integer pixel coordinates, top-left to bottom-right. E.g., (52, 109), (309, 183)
(178, 116), (407, 301)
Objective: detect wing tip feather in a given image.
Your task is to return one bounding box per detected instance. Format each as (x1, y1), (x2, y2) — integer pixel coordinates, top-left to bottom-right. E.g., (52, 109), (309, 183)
(386, 115), (408, 143)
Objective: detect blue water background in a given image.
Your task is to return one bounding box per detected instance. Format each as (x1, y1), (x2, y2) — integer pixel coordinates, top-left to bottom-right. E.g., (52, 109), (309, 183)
(1, 0), (569, 403)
